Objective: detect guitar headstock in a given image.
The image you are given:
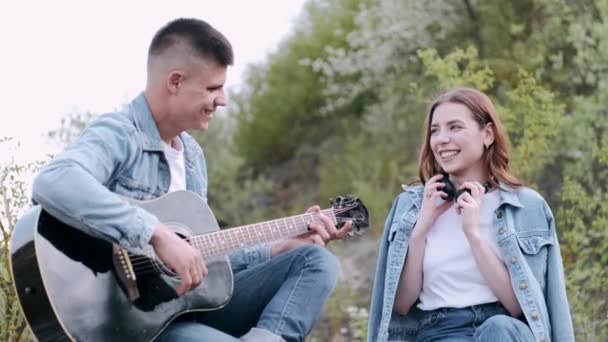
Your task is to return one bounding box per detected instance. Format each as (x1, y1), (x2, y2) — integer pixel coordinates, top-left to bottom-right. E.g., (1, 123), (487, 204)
(330, 195), (369, 237)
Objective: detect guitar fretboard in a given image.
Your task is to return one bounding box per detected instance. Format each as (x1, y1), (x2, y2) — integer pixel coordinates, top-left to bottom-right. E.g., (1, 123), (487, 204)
(188, 209), (336, 257)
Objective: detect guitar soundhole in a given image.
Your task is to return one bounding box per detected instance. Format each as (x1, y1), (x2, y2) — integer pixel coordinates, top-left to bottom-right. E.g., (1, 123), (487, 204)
(111, 251), (178, 311)
(131, 253), (176, 278)
(154, 259), (178, 277)
(132, 271), (179, 311)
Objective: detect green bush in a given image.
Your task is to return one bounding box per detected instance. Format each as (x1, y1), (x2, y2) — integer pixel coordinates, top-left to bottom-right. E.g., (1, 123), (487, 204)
(0, 138), (38, 342)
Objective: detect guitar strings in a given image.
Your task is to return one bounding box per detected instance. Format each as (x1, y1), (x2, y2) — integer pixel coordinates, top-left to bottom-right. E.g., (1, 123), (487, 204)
(125, 207), (358, 274)
(126, 214), (354, 269)
(126, 214), (355, 270)
(127, 220), (360, 274)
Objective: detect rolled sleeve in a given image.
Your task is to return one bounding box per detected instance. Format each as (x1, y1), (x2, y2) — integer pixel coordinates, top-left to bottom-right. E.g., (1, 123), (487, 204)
(121, 206), (158, 249)
(31, 115), (158, 251)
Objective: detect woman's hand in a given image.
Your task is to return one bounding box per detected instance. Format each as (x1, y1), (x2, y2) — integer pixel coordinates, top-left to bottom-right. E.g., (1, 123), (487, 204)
(414, 174), (452, 236)
(455, 181), (486, 238)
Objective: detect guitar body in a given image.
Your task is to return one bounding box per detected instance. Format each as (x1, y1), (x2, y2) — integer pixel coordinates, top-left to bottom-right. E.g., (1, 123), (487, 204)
(10, 191), (233, 342)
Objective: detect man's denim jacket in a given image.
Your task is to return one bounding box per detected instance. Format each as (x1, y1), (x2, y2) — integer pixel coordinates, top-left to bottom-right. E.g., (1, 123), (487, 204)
(367, 184), (574, 342)
(31, 93), (270, 272)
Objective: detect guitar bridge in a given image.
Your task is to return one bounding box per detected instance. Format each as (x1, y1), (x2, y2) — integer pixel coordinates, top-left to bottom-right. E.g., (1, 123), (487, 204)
(112, 244), (140, 301)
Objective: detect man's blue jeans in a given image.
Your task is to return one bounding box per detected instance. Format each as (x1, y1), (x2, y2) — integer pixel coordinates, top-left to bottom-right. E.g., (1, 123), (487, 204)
(156, 244), (340, 342)
(416, 302), (535, 341)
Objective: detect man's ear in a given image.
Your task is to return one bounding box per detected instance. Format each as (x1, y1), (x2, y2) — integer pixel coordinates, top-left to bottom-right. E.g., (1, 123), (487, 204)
(167, 70), (184, 95)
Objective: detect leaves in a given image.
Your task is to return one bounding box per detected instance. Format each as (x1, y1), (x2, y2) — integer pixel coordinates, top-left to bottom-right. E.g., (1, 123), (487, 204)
(0, 139), (40, 341)
(417, 47), (494, 92)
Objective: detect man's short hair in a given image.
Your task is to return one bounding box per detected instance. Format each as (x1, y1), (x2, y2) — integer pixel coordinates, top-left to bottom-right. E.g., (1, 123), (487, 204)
(148, 18), (234, 66)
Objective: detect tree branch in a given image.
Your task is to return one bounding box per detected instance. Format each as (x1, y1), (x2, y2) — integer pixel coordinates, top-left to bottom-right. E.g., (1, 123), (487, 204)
(0, 219), (9, 256)
(15, 319), (28, 342)
(1, 186), (13, 260)
(2, 289), (11, 341)
(462, 0), (485, 58)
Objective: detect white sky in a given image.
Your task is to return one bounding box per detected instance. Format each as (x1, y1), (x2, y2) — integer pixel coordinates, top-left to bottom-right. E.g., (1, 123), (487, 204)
(0, 0), (307, 164)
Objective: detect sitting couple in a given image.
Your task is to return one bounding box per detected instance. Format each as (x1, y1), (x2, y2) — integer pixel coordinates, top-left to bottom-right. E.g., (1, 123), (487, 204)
(31, 18), (573, 342)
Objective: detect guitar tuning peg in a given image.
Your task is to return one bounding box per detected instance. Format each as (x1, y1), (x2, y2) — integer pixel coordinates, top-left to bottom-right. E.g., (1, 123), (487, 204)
(329, 198), (334, 206)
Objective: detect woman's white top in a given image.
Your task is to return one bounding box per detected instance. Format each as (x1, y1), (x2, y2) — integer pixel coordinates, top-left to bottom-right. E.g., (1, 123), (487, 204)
(417, 190), (503, 310)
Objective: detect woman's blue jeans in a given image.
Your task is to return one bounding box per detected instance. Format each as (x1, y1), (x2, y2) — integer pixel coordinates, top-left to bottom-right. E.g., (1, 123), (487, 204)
(416, 302), (535, 342)
(156, 244), (340, 342)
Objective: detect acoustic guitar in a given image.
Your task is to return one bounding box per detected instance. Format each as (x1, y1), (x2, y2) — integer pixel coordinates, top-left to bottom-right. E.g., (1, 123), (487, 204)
(9, 190), (369, 341)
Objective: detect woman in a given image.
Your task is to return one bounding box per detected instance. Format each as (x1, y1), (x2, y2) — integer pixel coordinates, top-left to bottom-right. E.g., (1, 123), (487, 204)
(367, 87), (573, 342)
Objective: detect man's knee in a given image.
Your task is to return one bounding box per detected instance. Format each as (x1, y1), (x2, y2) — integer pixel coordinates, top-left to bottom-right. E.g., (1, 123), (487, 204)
(474, 315), (534, 341)
(297, 244), (341, 291)
(156, 321), (238, 342)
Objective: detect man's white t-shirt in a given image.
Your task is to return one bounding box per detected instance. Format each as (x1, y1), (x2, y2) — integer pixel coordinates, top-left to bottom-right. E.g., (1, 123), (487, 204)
(163, 137), (187, 192)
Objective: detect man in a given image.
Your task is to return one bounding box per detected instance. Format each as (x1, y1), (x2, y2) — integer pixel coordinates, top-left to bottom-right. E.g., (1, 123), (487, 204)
(31, 18), (351, 342)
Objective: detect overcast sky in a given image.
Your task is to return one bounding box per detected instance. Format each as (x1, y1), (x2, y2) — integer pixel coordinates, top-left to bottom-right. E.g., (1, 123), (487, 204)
(0, 0), (307, 163)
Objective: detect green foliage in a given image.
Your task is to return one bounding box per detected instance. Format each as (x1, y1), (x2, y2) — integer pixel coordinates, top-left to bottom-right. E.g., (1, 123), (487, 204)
(233, 0), (364, 172)
(600, 135), (608, 166)
(557, 178), (608, 341)
(0, 138), (38, 342)
(496, 71), (565, 184)
(191, 114), (278, 227)
(417, 47), (494, 92)
(318, 132), (409, 235)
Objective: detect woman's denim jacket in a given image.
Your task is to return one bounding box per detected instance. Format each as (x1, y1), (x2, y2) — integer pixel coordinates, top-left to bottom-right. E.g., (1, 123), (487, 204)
(367, 184), (574, 342)
(31, 93), (270, 272)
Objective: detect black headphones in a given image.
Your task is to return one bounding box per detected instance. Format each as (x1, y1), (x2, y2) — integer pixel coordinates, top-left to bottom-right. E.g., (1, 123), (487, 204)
(440, 174), (492, 202)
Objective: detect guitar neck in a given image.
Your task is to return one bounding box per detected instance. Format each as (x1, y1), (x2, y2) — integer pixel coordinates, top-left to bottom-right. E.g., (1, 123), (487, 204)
(189, 209), (336, 258)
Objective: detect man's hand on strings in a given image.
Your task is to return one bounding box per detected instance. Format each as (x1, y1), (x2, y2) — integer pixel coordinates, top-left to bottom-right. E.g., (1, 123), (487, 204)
(270, 206), (352, 256)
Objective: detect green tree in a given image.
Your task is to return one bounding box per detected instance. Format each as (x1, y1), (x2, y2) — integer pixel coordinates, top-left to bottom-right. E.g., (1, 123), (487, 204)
(558, 178), (608, 341)
(191, 112), (277, 227)
(234, 0), (367, 172)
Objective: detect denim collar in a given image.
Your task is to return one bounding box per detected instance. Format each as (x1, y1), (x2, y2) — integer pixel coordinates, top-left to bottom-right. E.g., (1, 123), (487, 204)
(402, 183), (424, 209)
(497, 181), (525, 208)
(130, 92), (165, 152)
(129, 92), (201, 169)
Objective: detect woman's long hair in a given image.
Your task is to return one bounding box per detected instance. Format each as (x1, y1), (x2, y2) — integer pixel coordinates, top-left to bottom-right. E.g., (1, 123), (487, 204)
(416, 87), (522, 190)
